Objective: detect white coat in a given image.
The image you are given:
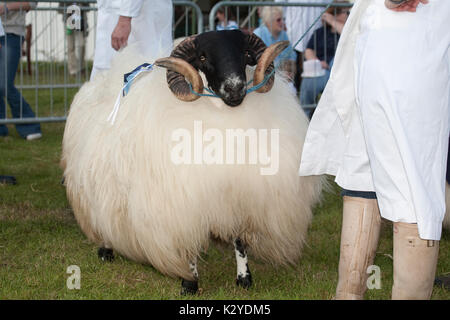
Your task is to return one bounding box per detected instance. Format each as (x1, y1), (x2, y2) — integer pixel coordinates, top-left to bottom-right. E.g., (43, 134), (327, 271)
(299, 0), (450, 240)
(91, 0), (173, 79)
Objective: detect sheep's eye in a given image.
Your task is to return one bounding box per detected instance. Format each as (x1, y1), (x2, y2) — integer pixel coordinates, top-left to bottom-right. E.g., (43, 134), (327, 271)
(200, 55), (206, 62)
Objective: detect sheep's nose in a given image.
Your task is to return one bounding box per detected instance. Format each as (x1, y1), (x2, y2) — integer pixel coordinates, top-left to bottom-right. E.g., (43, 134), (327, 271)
(224, 82), (245, 94)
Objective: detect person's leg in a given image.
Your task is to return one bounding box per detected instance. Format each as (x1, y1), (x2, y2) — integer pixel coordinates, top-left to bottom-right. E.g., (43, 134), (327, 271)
(392, 222), (439, 299)
(67, 33), (76, 75)
(299, 69), (331, 117)
(335, 189), (381, 300)
(293, 50), (303, 93)
(3, 34), (41, 139)
(74, 31), (86, 75)
(0, 35), (9, 136)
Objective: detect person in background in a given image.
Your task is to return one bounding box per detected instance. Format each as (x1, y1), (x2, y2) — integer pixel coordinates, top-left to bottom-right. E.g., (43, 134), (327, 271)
(215, 7), (238, 31)
(253, 6), (297, 89)
(299, 1), (351, 117)
(90, 0), (173, 80)
(299, 0), (449, 300)
(59, 2), (89, 77)
(0, 14), (15, 184)
(0, 1), (42, 140)
(274, 0), (326, 94)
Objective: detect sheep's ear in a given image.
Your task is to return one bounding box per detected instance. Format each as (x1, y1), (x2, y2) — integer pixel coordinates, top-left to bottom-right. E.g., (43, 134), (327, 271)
(245, 33), (266, 66)
(155, 57), (204, 102)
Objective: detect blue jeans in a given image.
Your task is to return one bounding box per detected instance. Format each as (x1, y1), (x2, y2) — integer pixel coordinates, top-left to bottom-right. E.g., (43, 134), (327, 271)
(300, 58), (334, 118)
(0, 34), (41, 138)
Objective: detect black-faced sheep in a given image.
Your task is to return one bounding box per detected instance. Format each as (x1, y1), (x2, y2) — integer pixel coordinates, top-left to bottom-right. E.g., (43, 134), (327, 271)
(61, 30), (324, 294)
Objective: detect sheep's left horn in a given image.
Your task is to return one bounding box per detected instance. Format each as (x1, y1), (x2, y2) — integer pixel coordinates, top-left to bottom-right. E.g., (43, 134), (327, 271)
(155, 57), (204, 102)
(253, 41), (290, 93)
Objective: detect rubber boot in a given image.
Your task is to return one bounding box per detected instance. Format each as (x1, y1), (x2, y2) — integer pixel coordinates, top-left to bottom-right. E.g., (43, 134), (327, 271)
(392, 222), (439, 300)
(335, 196), (382, 300)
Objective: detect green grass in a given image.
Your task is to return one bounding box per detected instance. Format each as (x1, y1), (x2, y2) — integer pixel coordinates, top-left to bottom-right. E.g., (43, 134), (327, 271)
(0, 89), (449, 300)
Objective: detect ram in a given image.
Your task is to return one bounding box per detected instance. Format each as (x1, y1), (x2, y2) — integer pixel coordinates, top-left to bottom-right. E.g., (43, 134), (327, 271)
(62, 30), (324, 294)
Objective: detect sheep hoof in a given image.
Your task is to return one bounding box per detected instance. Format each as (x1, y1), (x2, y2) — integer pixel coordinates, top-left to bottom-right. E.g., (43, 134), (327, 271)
(180, 279), (198, 295)
(98, 247), (114, 262)
(236, 273), (252, 289)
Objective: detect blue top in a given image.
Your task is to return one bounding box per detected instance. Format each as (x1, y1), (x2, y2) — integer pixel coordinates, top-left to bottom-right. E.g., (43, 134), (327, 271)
(253, 25), (297, 66)
(306, 26), (340, 65)
(216, 20), (239, 31)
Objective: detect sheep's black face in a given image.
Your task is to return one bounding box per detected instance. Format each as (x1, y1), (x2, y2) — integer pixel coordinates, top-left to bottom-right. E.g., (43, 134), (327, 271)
(192, 31), (255, 107)
(156, 30), (286, 105)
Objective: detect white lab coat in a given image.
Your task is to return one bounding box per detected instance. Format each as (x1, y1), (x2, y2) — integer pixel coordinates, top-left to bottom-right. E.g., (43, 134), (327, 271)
(299, 0), (450, 240)
(91, 0), (173, 79)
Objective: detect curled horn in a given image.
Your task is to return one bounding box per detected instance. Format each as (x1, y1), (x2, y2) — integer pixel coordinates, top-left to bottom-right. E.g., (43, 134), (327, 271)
(247, 34), (290, 93)
(155, 36), (204, 102)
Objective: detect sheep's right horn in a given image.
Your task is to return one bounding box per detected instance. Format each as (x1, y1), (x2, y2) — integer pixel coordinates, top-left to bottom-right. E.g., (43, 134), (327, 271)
(155, 36), (204, 102)
(253, 40), (290, 93)
(155, 57), (204, 102)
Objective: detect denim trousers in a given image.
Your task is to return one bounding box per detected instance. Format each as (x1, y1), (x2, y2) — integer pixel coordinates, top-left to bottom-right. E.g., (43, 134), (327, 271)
(0, 33), (41, 138)
(299, 59), (334, 118)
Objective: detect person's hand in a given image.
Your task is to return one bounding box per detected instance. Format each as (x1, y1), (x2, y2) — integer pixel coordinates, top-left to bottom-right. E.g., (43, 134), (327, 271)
(321, 12), (335, 25)
(321, 60), (329, 70)
(111, 16), (132, 51)
(385, 0), (429, 12)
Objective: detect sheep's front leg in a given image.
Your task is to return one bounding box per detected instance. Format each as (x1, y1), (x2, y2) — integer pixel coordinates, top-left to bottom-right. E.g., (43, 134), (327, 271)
(98, 246), (114, 262)
(180, 260), (199, 295)
(234, 238), (252, 289)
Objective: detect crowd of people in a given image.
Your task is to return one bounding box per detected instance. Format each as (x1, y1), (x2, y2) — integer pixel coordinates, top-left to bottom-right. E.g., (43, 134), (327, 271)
(1, 0), (449, 299)
(215, 0), (352, 117)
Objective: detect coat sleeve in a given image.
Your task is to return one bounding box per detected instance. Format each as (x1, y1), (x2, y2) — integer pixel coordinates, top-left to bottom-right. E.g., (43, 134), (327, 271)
(119, 0), (144, 18)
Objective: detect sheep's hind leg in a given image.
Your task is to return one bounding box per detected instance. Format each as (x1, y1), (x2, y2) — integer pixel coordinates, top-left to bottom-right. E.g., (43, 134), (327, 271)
(234, 238), (252, 289)
(180, 260), (199, 295)
(98, 247), (114, 262)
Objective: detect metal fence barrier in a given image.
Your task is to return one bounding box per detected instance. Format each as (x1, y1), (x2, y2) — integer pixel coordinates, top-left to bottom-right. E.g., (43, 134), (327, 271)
(0, 0), (202, 125)
(1, 0), (352, 126)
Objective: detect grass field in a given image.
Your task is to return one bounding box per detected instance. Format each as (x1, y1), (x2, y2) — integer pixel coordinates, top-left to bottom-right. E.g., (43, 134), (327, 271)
(0, 86), (449, 300)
